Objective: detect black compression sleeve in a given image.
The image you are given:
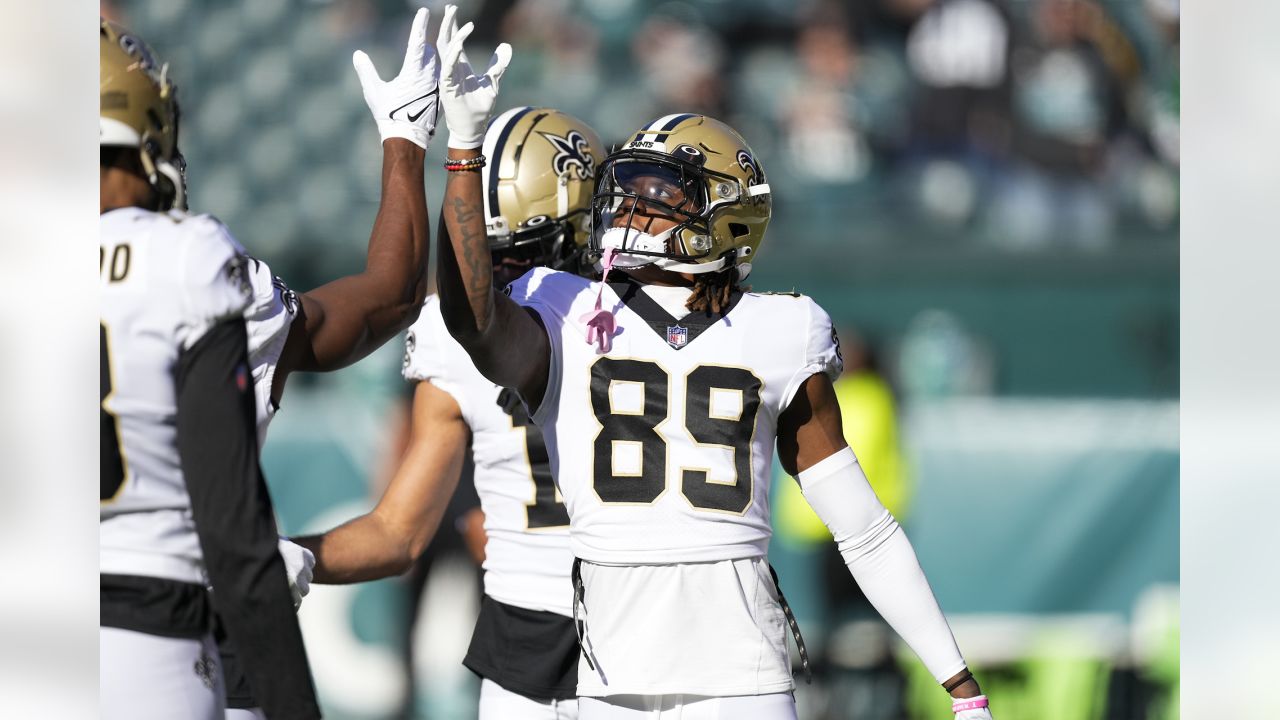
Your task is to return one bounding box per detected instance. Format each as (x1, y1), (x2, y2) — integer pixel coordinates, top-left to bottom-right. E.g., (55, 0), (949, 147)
(176, 318), (322, 720)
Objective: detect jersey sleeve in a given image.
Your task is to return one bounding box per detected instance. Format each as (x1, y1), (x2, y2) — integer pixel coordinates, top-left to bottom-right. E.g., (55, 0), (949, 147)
(177, 216), (253, 351)
(241, 256), (299, 423)
(781, 296), (845, 412)
(401, 296), (472, 421)
(505, 267), (568, 425)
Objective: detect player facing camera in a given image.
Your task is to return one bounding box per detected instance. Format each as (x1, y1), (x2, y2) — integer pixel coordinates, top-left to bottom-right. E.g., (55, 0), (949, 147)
(588, 114), (771, 281)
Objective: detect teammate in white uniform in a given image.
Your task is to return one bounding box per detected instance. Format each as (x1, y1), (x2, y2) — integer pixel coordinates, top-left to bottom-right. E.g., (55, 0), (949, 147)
(218, 10), (442, 720)
(432, 20), (996, 720)
(297, 88), (605, 720)
(100, 20), (319, 720)
(103, 12), (443, 719)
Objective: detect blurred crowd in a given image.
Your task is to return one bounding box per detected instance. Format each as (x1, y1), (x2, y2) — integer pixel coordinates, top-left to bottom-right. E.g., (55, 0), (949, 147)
(102, 0), (1179, 293)
(498, 0), (1180, 253)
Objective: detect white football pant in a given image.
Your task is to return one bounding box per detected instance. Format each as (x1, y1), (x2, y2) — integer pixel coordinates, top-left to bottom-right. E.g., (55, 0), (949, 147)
(579, 693), (796, 720)
(481, 678), (579, 720)
(101, 626), (225, 720)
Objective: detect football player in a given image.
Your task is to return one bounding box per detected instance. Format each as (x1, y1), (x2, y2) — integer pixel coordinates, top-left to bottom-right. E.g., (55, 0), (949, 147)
(102, 10), (442, 719)
(100, 19), (319, 720)
(294, 83), (603, 720)
(430, 12), (996, 720)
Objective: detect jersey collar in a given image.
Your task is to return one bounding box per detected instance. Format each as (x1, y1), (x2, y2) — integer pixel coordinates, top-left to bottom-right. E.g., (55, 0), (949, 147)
(605, 276), (744, 351)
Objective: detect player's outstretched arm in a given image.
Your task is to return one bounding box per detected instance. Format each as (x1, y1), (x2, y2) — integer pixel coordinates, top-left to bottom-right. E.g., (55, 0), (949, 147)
(277, 9), (438, 379)
(176, 317), (320, 720)
(431, 5), (551, 407)
(778, 373), (991, 718)
(295, 379), (470, 584)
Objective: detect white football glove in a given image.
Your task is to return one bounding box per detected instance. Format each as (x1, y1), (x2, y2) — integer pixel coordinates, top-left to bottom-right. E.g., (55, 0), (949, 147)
(353, 7), (440, 149)
(953, 695), (993, 720)
(277, 537), (315, 610)
(436, 3), (513, 149)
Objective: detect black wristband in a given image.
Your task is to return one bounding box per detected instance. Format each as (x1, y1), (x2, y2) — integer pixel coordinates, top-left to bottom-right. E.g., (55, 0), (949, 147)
(943, 669), (974, 693)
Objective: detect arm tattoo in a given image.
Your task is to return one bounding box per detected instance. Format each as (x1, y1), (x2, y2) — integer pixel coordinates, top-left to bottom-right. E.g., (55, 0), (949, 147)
(449, 195), (493, 325)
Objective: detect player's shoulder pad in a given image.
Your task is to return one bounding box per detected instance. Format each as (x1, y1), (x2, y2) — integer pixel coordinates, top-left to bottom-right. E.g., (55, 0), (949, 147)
(241, 254), (300, 321)
(402, 294), (449, 382)
(176, 214), (253, 325)
(504, 266), (591, 315)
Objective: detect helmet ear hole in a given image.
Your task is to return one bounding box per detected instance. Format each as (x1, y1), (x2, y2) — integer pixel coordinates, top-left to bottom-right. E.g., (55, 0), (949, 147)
(728, 223), (750, 238)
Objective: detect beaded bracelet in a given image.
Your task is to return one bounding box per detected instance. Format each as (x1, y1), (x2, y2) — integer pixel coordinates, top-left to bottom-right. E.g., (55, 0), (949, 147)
(444, 155), (486, 172)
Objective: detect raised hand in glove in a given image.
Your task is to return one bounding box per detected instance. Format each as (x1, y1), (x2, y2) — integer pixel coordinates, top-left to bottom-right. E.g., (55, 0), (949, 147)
(277, 537), (315, 610)
(436, 3), (513, 149)
(353, 7), (440, 149)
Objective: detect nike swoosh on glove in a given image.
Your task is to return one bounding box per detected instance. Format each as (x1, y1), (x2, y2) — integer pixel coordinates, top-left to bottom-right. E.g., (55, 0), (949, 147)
(277, 537), (315, 610)
(436, 3), (512, 149)
(353, 7), (440, 148)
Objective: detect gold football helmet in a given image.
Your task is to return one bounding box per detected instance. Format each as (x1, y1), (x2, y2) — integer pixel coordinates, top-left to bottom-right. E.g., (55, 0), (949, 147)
(100, 19), (185, 210)
(481, 107), (605, 275)
(589, 114), (771, 280)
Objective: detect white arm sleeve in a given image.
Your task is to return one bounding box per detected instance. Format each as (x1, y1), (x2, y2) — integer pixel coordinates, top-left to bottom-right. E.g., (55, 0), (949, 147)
(797, 447), (967, 684)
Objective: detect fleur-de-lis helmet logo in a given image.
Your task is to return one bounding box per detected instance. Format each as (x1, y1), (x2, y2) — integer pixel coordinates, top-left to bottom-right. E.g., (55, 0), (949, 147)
(540, 130), (596, 182)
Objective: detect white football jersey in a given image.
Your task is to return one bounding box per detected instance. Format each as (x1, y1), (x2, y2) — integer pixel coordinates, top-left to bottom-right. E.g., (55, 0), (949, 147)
(100, 207), (253, 585)
(403, 295), (575, 617)
(242, 256), (298, 443)
(508, 267), (843, 565)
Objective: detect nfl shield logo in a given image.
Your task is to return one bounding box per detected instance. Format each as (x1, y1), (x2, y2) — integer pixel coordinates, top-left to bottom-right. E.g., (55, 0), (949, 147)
(666, 325), (688, 349)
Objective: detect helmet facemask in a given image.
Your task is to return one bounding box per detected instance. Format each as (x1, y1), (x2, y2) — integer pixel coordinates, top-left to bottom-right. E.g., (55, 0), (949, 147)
(588, 148), (750, 274)
(488, 209), (587, 288)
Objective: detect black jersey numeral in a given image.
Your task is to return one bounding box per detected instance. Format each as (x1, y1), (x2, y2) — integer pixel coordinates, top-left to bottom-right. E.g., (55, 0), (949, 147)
(500, 388), (568, 529)
(681, 366), (762, 513)
(589, 359), (761, 513)
(101, 323), (127, 501)
(590, 358), (669, 504)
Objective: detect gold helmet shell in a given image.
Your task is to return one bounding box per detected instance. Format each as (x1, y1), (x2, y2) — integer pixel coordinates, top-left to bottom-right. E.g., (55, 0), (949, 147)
(589, 114), (771, 280)
(100, 18), (185, 209)
(480, 107), (606, 272)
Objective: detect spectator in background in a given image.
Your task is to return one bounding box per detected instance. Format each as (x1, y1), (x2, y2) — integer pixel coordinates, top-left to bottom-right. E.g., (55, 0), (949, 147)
(782, 3), (873, 185)
(496, 0), (604, 123)
(630, 7), (727, 119)
(988, 0), (1140, 250)
(896, 309), (996, 398)
(902, 0), (1013, 229)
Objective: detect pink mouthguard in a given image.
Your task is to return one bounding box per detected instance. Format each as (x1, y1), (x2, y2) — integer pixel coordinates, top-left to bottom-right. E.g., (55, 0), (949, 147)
(579, 247), (618, 354)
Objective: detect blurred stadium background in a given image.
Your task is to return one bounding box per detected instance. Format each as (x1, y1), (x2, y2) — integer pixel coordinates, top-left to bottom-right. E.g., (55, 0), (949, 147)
(101, 0), (1179, 718)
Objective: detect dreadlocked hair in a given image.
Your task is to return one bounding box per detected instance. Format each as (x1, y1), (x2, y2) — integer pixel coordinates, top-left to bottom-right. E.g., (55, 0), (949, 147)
(686, 266), (746, 315)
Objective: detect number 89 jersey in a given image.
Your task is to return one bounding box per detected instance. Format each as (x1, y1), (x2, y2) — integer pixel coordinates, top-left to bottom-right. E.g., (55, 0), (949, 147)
(509, 267), (843, 565)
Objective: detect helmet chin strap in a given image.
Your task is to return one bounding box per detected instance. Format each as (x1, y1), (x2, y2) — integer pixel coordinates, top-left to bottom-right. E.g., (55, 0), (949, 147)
(157, 160), (186, 211)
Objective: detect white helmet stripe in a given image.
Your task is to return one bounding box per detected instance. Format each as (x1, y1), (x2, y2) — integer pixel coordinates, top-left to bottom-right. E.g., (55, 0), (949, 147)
(481, 106), (538, 226)
(637, 113), (694, 144)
